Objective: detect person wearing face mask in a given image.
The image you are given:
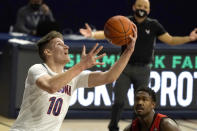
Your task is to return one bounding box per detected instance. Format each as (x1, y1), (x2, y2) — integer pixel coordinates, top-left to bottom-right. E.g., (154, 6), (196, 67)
(13, 0), (55, 35)
(79, 0), (197, 131)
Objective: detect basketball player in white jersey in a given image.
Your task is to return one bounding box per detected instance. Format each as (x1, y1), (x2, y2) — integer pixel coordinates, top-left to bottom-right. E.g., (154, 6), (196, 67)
(10, 29), (137, 131)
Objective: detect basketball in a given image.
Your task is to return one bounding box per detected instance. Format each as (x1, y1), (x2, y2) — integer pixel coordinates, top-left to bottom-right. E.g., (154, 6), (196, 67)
(104, 15), (135, 46)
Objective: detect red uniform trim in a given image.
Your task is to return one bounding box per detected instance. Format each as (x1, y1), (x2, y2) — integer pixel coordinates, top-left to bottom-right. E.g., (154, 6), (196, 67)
(131, 113), (167, 131)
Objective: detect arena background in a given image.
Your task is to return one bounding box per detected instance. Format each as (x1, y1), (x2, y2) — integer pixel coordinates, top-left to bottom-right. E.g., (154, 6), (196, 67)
(0, 0), (197, 36)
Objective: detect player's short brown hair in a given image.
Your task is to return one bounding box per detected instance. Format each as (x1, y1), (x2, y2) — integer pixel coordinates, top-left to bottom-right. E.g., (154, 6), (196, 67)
(134, 87), (156, 102)
(37, 31), (63, 61)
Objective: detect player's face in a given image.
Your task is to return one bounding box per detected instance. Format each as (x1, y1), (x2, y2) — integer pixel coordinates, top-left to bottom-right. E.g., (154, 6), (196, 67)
(48, 38), (70, 64)
(133, 0), (150, 15)
(134, 91), (155, 117)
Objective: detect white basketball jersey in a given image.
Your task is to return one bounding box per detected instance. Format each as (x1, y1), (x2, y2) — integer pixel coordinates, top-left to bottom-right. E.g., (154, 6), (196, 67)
(10, 64), (90, 131)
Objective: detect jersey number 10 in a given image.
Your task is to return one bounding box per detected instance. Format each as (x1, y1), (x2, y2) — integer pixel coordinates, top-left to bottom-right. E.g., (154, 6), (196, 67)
(47, 97), (63, 116)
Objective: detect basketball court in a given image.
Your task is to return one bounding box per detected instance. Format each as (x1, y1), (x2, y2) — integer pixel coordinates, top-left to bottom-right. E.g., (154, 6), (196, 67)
(1, 115), (197, 131)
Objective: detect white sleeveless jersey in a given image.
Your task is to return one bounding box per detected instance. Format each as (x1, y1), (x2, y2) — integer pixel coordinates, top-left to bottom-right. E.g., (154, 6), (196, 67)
(10, 64), (90, 131)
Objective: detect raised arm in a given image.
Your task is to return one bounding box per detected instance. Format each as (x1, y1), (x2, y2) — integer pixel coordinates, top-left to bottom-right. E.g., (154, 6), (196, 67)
(158, 28), (197, 45)
(36, 44), (106, 94)
(88, 24), (137, 87)
(79, 23), (105, 39)
(41, 3), (55, 21)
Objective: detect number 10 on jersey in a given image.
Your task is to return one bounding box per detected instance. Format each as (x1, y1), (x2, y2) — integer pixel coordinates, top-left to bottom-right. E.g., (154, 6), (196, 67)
(47, 97), (63, 116)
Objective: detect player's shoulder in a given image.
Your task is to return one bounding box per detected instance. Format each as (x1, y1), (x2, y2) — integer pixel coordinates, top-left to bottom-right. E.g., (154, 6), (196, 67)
(160, 117), (180, 131)
(29, 63), (43, 69)
(28, 63), (45, 72)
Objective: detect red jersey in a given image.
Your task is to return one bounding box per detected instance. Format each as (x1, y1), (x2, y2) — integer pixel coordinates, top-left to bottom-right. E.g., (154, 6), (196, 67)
(131, 113), (167, 131)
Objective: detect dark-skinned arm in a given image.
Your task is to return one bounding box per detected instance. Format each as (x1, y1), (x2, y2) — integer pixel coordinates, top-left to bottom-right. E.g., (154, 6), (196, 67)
(160, 118), (181, 131)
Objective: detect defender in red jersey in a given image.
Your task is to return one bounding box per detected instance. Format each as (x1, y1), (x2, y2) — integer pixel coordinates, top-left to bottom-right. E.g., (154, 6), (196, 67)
(124, 87), (181, 131)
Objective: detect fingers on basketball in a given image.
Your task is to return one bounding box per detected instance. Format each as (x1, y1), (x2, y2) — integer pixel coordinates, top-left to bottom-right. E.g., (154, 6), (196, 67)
(104, 15), (135, 46)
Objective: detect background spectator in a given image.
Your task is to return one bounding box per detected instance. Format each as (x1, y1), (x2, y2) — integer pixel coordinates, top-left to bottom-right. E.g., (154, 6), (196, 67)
(13, 0), (56, 36)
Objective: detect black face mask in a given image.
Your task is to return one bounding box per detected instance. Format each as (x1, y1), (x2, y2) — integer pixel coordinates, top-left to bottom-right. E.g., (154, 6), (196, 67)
(134, 9), (148, 18)
(30, 3), (41, 11)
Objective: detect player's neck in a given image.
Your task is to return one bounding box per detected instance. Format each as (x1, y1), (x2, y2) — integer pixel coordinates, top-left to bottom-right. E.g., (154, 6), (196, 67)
(45, 60), (65, 73)
(139, 110), (155, 129)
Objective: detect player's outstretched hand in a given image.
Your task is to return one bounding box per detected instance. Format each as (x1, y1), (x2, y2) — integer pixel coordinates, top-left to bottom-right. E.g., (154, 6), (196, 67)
(80, 43), (106, 69)
(126, 23), (137, 53)
(189, 28), (197, 41)
(79, 23), (93, 38)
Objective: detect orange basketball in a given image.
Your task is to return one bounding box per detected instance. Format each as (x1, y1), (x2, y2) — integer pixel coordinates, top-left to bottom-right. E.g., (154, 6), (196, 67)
(104, 15), (134, 46)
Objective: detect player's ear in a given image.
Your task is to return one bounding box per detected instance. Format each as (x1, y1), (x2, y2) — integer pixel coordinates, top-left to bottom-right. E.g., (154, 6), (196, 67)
(152, 101), (156, 109)
(44, 48), (52, 56)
